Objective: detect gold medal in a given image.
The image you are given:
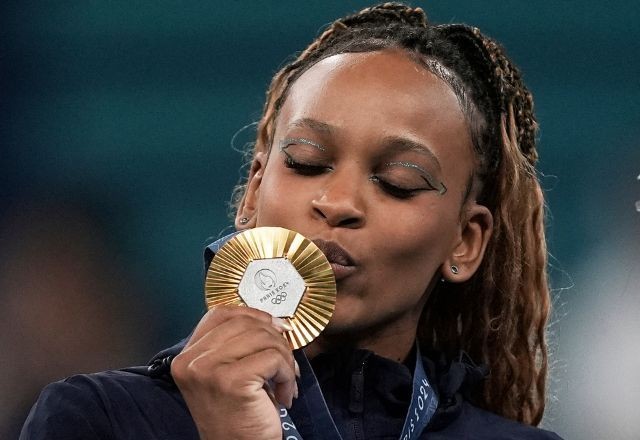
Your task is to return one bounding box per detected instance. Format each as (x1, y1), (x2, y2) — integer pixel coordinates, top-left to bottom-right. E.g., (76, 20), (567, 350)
(204, 227), (336, 349)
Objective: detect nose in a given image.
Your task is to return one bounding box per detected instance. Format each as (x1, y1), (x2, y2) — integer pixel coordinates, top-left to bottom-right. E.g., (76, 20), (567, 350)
(311, 171), (365, 228)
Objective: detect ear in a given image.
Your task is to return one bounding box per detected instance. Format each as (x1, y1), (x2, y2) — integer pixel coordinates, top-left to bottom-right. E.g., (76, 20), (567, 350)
(441, 203), (493, 283)
(234, 151), (268, 230)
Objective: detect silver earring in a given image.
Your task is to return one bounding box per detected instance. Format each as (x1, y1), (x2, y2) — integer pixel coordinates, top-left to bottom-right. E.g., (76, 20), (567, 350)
(450, 265), (459, 275)
(239, 217), (249, 225)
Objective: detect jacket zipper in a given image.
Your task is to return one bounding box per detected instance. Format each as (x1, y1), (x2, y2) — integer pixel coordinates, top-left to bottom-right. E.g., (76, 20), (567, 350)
(349, 353), (371, 440)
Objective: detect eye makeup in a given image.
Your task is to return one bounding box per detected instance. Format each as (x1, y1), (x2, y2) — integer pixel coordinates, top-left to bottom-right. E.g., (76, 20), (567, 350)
(279, 137), (326, 152)
(279, 137), (331, 176)
(383, 161), (447, 195)
(278, 137), (448, 197)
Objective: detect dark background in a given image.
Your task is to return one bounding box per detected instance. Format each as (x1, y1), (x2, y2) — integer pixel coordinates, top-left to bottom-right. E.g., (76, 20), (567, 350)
(2, 1), (639, 438)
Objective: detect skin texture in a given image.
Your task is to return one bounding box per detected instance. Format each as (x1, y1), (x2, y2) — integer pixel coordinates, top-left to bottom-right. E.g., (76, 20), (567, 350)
(172, 49), (493, 439)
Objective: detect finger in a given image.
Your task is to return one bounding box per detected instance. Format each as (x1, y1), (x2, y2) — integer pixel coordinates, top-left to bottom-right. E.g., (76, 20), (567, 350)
(188, 305), (274, 346)
(271, 316), (294, 333)
(223, 325), (292, 363)
(273, 378), (298, 409)
(263, 383), (278, 407)
(183, 314), (287, 362)
(187, 326), (290, 371)
(175, 315), (295, 391)
(222, 348), (297, 408)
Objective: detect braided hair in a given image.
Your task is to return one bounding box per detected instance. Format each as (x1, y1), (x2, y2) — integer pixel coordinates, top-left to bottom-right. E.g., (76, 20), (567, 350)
(233, 2), (550, 425)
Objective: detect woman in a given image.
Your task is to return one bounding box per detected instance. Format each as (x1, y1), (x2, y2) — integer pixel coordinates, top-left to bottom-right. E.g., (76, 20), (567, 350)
(22, 3), (560, 439)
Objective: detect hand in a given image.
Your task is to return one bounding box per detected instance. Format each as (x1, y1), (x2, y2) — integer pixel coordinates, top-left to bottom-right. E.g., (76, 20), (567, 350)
(171, 306), (297, 440)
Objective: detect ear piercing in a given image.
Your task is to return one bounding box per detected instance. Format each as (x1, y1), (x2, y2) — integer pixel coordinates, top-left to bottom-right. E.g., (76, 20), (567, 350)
(441, 265), (460, 282)
(239, 217), (249, 225)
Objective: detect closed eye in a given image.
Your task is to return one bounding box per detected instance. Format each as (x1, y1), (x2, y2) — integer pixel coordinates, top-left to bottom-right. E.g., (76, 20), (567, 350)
(283, 153), (331, 176)
(369, 176), (426, 199)
(382, 161), (447, 196)
(280, 137), (331, 176)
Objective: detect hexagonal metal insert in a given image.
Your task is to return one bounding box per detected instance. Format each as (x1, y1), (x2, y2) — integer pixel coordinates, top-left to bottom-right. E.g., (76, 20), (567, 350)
(238, 257), (306, 317)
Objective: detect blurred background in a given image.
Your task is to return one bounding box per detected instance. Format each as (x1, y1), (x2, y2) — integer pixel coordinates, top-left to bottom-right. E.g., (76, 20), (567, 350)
(1, 1), (638, 438)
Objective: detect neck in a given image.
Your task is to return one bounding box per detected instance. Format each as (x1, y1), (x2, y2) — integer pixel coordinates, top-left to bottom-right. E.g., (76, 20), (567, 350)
(304, 321), (418, 363)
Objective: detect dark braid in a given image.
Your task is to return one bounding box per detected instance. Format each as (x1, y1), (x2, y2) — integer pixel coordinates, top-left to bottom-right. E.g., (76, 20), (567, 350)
(233, 2), (551, 425)
(339, 3), (428, 28)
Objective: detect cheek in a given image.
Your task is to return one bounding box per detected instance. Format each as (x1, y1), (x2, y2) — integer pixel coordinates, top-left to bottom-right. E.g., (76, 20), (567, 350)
(255, 167), (309, 223)
(381, 205), (458, 269)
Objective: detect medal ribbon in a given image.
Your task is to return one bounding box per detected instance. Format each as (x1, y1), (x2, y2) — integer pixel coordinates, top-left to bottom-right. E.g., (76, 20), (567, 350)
(280, 345), (438, 440)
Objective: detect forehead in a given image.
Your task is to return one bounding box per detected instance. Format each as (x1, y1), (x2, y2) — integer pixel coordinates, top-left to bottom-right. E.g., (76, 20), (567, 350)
(278, 50), (468, 139)
(274, 50), (474, 175)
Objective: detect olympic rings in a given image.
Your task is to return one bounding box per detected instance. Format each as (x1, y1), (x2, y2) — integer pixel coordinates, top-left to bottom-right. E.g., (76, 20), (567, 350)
(271, 292), (288, 304)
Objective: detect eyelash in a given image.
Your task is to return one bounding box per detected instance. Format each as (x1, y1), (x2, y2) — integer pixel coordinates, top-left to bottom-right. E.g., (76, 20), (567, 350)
(283, 155), (329, 176)
(283, 155), (421, 199)
(369, 176), (418, 199)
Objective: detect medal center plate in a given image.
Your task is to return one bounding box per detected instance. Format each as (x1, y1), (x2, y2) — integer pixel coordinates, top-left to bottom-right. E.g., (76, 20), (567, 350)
(238, 258), (306, 318)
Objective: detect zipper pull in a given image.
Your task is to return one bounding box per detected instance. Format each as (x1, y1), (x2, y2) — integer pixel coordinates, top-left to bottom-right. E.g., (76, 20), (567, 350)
(349, 354), (371, 413)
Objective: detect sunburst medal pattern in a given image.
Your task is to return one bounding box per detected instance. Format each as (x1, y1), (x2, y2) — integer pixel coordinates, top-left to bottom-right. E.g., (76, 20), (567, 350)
(204, 227), (336, 349)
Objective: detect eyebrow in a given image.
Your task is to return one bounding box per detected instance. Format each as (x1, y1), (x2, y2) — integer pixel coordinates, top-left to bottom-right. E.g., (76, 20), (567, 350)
(286, 118), (442, 171)
(288, 118), (336, 136)
(381, 136), (442, 172)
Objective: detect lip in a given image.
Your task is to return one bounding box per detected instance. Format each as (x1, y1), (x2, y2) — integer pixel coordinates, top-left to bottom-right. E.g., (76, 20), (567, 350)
(312, 239), (357, 281)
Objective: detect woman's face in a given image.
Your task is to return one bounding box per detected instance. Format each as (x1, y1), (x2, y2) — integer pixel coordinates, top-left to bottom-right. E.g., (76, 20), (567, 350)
(239, 50), (490, 350)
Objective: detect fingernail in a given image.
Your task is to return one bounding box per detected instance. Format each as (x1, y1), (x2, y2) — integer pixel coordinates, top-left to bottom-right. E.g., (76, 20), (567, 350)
(293, 381), (299, 399)
(294, 360), (300, 378)
(271, 317), (293, 332)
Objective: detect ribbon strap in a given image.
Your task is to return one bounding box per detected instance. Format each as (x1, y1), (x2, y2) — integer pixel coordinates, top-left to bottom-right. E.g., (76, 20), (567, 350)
(399, 345), (439, 440)
(281, 345), (438, 440)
